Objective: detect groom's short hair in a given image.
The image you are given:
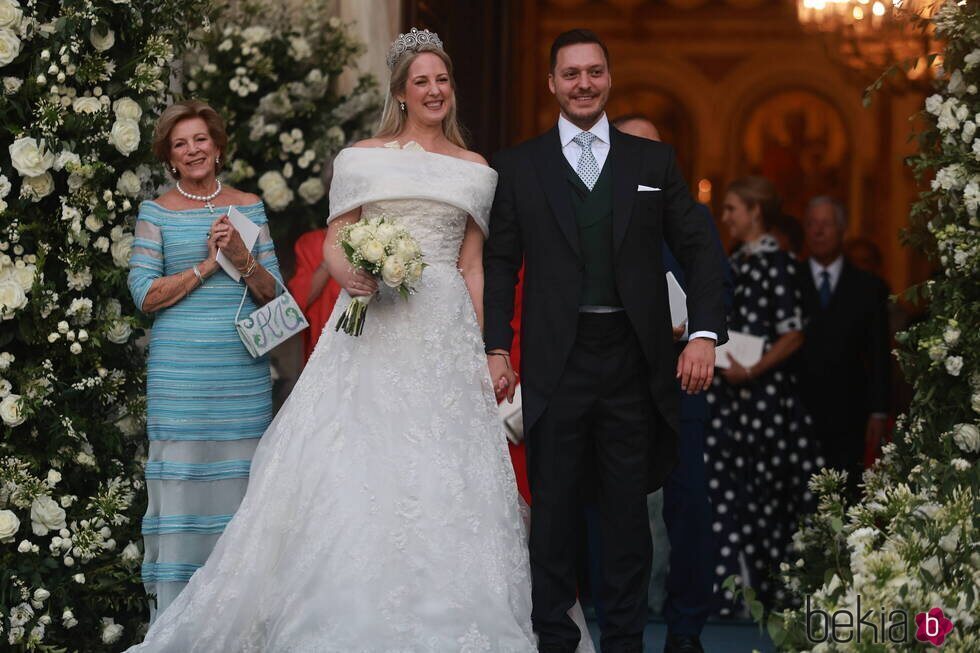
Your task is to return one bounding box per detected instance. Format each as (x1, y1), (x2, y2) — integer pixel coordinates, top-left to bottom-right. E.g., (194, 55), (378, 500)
(550, 29), (610, 72)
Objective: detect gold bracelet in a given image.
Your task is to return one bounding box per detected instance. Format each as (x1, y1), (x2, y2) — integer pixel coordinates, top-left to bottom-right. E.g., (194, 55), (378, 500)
(241, 256), (259, 279)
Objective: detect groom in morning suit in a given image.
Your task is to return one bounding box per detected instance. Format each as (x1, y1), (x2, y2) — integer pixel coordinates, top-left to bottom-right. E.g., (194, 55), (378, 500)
(483, 30), (728, 653)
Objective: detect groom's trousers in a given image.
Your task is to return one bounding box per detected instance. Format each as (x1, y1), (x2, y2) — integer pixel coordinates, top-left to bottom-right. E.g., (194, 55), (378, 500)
(527, 312), (654, 653)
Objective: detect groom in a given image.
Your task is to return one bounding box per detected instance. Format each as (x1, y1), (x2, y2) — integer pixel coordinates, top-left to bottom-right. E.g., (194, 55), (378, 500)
(484, 30), (728, 653)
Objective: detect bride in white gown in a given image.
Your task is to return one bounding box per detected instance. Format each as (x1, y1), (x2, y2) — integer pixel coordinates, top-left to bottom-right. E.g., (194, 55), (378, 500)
(129, 29), (595, 653)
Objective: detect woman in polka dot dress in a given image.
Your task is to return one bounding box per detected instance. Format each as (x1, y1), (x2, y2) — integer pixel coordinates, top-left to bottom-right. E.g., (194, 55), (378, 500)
(705, 176), (823, 615)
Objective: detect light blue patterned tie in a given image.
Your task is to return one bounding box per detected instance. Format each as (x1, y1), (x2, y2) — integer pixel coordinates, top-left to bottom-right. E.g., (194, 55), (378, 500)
(573, 131), (600, 191)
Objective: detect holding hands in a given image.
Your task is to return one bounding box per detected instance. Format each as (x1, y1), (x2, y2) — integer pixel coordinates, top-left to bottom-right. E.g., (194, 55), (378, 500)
(487, 351), (517, 403)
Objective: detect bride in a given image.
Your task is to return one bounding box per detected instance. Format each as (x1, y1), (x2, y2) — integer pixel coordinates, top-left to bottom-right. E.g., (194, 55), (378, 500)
(128, 29), (594, 652)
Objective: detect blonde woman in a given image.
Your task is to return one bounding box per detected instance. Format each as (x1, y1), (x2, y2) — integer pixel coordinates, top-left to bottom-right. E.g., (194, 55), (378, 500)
(128, 30), (549, 652)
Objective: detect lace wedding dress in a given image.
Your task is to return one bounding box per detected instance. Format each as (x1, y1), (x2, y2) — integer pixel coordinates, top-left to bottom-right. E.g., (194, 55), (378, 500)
(128, 144), (594, 652)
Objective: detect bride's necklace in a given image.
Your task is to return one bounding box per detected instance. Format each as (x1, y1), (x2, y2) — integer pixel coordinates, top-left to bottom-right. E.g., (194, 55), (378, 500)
(176, 179), (222, 213)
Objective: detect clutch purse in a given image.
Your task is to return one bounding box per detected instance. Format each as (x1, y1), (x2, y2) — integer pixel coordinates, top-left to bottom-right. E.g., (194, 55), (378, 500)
(234, 278), (309, 358)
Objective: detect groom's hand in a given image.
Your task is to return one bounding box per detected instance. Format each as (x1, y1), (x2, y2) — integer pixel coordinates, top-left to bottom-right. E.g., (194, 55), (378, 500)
(676, 337), (715, 394)
(487, 350), (517, 402)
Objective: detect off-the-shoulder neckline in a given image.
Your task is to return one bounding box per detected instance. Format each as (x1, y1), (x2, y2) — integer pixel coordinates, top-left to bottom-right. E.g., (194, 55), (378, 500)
(142, 200), (264, 214)
(344, 141), (491, 171)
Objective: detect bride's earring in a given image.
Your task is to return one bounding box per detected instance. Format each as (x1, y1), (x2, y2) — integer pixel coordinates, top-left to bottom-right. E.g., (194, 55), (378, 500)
(216, 154), (221, 166)
(399, 101), (406, 112)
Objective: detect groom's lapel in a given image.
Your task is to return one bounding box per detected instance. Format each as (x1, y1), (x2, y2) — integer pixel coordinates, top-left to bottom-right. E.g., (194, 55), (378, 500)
(609, 127), (642, 255)
(532, 127), (581, 258)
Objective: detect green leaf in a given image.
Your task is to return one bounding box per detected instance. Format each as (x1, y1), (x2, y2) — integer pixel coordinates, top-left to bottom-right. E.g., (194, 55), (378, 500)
(749, 599), (764, 622)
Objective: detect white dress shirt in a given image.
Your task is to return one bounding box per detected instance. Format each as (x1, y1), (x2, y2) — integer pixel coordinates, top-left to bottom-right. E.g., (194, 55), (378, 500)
(558, 112), (611, 174)
(809, 256), (844, 294)
(555, 114), (717, 342)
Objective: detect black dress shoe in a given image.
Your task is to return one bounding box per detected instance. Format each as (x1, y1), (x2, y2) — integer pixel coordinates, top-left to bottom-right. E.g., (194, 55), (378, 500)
(664, 634), (704, 653)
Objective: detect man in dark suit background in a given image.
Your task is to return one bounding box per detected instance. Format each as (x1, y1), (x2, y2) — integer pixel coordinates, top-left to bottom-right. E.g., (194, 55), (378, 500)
(483, 30), (728, 653)
(800, 197), (890, 499)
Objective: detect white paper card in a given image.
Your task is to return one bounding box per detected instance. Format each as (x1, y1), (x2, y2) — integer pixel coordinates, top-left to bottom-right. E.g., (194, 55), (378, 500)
(666, 271), (687, 327)
(715, 331), (766, 369)
(216, 206), (261, 281)
(497, 384), (524, 444)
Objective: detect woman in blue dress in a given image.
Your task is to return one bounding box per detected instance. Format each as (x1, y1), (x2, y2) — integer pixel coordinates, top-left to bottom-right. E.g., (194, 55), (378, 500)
(128, 100), (281, 619)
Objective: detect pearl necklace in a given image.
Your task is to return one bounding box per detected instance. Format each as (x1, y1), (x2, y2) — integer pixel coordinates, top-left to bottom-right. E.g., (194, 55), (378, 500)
(176, 180), (222, 213)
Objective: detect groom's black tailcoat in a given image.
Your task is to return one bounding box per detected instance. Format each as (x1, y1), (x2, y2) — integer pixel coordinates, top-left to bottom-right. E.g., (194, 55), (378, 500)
(484, 125), (727, 651)
(484, 126), (728, 491)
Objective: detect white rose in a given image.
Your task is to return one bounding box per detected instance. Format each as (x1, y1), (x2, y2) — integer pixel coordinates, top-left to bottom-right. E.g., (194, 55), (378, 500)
(347, 224), (370, 248)
(381, 255), (407, 287)
(72, 96), (102, 114)
(106, 320), (132, 344)
(0, 27), (21, 67)
(22, 172), (53, 200)
(945, 355), (964, 376)
(109, 119), (140, 156)
(112, 97), (142, 122)
(121, 541), (140, 562)
(0, 173), (9, 198)
(361, 239), (385, 264)
(0, 508), (19, 541)
(0, 1), (23, 30)
(257, 170), (287, 192)
(0, 279), (27, 316)
(952, 423), (979, 453)
(9, 137), (54, 177)
(33, 588), (50, 602)
(2, 75), (20, 93)
(241, 26), (271, 44)
(394, 237), (421, 260)
(110, 232), (133, 268)
(101, 619), (123, 644)
(944, 326), (961, 346)
(297, 178), (324, 204)
(116, 170), (140, 196)
(17, 538), (31, 552)
(30, 496), (66, 536)
(12, 263), (35, 291)
(972, 391), (980, 414)
(53, 151), (80, 172)
(89, 26), (114, 52)
(374, 223), (398, 245)
(261, 184), (294, 211)
(70, 342), (82, 355)
(85, 214), (103, 232)
(0, 378), (10, 397)
(72, 573), (85, 584)
(46, 469), (61, 486)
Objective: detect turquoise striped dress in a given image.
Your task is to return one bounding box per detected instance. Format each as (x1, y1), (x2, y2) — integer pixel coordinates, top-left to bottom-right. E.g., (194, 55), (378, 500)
(128, 200), (281, 620)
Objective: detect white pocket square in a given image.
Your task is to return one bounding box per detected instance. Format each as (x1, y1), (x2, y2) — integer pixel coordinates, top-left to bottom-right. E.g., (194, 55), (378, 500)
(637, 185), (661, 192)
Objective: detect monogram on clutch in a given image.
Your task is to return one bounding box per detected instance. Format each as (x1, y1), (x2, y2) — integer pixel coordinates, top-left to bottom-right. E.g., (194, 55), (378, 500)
(235, 279), (309, 358)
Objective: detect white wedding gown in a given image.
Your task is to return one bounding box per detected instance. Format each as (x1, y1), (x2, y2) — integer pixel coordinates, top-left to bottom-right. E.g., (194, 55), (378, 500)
(129, 145), (595, 652)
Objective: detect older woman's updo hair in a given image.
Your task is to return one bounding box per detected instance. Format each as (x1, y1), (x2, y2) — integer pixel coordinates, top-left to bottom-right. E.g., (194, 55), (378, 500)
(726, 176), (782, 230)
(375, 43), (467, 149)
(152, 100), (229, 179)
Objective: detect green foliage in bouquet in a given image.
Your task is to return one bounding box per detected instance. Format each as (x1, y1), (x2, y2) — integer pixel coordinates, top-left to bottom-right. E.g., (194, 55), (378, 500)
(184, 0), (381, 246)
(0, 0), (207, 650)
(728, 2), (980, 651)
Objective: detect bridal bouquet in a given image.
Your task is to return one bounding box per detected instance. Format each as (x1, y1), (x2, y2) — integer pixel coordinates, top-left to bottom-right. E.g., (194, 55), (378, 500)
(335, 216), (425, 336)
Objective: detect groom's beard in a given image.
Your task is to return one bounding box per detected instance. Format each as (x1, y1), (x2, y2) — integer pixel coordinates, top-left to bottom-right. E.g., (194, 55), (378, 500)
(557, 92), (608, 130)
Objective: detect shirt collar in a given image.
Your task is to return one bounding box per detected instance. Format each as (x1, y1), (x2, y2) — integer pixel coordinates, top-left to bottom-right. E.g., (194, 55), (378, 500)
(809, 255), (844, 278)
(558, 113), (610, 147)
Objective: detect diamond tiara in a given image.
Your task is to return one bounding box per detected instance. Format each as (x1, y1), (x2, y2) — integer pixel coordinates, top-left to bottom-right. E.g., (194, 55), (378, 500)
(385, 27), (444, 70)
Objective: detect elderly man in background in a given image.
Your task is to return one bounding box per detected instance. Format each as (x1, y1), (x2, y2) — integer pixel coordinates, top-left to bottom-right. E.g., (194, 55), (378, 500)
(799, 197), (891, 499)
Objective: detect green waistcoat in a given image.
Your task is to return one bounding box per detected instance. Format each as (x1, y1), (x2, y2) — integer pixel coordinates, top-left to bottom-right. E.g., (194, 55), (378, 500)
(566, 162), (621, 307)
